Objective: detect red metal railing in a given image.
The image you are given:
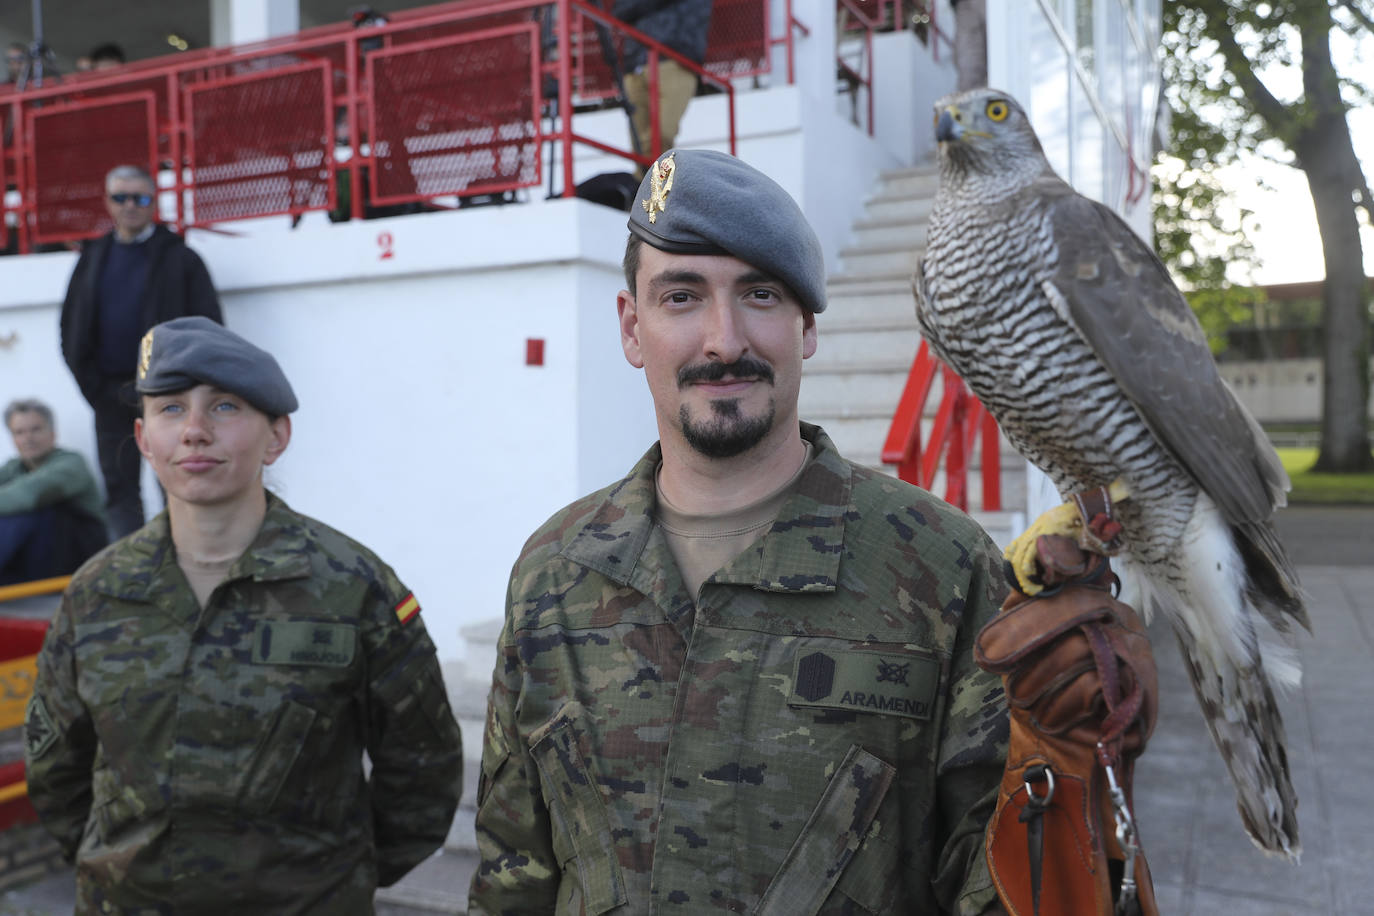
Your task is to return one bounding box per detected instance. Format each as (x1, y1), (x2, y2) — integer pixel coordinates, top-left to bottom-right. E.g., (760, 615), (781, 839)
(836, 0), (876, 136)
(881, 340), (1002, 512)
(0, 0), (751, 253)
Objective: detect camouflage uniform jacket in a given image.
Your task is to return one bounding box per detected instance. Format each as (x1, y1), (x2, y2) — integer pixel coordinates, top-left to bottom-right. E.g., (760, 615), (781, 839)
(25, 494), (463, 915)
(470, 424), (1009, 915)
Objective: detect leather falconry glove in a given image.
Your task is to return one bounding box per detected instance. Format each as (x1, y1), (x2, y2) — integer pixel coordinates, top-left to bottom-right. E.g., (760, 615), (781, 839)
(974, 510), (1160, 916)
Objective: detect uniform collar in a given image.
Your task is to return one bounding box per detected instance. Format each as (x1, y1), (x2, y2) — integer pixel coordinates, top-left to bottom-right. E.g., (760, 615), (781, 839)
(712, 422), (849, 594)
(561, 423), (851, 596)
(96, 492), (313, 601)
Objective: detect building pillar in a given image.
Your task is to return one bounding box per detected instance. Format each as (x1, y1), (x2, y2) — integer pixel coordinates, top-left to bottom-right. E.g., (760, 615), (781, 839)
(209, 0), (300, 47)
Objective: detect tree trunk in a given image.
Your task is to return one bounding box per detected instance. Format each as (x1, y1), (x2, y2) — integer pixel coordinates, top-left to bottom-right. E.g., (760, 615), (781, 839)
(1292, 10), (1374, 472)
(952, 0), (987, 91)
(1306, 155), (1373, 471)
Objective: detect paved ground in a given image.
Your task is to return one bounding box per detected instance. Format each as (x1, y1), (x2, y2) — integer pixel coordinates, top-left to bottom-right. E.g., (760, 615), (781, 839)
(2, 505), (1369, 914)
(1131, 505), (1374, 915)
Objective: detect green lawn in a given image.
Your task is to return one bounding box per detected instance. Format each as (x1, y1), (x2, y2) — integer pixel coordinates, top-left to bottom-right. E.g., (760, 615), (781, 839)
(1275, 447), (1374, 505)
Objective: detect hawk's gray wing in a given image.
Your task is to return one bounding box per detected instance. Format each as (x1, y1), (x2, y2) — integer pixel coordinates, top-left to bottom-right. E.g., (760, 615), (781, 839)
(1036, 179), (1288, 527)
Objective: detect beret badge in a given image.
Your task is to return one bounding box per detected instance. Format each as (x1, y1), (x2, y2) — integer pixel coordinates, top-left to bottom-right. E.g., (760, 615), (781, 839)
(138, 328), (154, 381)
(642, 151), (675, 224)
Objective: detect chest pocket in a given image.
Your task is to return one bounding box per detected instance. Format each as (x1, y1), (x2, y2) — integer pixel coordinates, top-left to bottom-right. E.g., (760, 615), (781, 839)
(528, 705), (627, 915)
(754, 744), (897, 915)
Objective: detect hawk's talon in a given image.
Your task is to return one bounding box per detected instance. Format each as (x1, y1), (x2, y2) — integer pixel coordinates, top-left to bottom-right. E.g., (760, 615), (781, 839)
(1003, 501), (1083, 595)
(1004, 480), (1132, 595)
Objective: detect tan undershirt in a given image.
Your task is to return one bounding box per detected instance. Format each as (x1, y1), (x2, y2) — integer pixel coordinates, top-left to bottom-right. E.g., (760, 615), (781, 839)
(655, 442), (814, 602)
(177, 554), (238, 609)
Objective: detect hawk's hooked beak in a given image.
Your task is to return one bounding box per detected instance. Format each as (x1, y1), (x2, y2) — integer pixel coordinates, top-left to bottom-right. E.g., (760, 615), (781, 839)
(936, 107), (962, 143)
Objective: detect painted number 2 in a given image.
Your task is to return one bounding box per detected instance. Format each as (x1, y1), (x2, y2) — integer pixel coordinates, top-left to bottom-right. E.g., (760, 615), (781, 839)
(378, 231), (394, 260)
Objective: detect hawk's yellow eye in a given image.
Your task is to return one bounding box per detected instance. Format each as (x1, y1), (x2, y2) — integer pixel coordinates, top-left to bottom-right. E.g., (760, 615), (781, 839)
(986, 101), (1009, 121)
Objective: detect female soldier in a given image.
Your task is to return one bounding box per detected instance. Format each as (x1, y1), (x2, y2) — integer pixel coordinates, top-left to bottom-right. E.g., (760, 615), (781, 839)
(25, 316), (463, 915)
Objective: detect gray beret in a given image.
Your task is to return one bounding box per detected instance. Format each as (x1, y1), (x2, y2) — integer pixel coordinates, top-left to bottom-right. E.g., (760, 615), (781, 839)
(136, 317), (298, 416)
(628, 149), (827, 313)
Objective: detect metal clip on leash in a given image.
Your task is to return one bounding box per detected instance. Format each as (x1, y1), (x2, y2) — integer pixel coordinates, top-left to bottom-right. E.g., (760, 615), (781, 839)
(1100, 745), (1140, 915)
(1018, 765), (1055, 916)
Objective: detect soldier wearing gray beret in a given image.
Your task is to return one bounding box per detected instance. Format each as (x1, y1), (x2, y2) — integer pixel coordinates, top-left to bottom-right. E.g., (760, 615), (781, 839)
(136, 315), (298, 416)
(28, 319), (463, 910)
(470, 149), (1010, 913)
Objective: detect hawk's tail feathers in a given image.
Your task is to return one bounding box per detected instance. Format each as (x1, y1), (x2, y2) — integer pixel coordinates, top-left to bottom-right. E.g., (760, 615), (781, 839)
(1173, 627), (1301, 861)
(1236, 518), (1311, 635)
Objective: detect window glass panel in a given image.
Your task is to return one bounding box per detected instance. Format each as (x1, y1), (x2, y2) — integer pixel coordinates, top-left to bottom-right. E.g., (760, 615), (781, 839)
(1028, 9), (1071, 177)
(1137, 0), (1162, 40)
(1071, 73), (1104, 201)
(1075, 0), (1095, 81)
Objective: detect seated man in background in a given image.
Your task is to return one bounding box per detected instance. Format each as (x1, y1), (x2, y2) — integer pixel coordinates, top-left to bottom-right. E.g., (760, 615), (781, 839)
(0, 399), (107, 584)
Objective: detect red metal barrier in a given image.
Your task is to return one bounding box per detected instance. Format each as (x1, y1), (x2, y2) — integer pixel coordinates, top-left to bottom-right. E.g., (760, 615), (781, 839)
(1, 617), (50, 833)
(185, 60), (335, 225)
(704, 0), (771, 80)
(1, 108), (9, 251)
(882, 340), (1002, 512)
(0, 0), (752, 251)
(25, 92), (158, 244)
(368, 24), (542, 203)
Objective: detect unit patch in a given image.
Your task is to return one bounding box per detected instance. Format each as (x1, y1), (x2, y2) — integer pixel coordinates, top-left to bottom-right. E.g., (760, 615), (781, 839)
(25, 694), (58, 759)
(252, 621), (357, 667)
(788, 648), (939, 721)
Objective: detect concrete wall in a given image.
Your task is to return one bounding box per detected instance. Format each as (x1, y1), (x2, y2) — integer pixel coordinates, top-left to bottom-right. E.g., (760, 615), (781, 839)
(1221, 358), (1374, 426)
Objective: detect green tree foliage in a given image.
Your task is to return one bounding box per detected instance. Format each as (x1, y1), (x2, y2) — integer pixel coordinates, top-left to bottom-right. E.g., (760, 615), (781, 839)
(1152, 156), (1268, 355)
(1159, 0), (1374, 471)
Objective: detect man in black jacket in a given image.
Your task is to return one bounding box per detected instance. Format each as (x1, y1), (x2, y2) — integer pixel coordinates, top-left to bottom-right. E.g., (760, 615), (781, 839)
(60, 165), (222, 538)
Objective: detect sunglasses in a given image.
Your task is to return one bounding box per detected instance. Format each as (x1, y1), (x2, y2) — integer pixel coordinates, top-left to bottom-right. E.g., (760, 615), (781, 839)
(109, 193), (153, 206)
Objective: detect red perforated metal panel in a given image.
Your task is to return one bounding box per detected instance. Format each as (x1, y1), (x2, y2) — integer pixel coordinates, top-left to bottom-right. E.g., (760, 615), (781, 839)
(572, 7), (627, 102)
(0, 101), (9, 251)
(704, 0), (769, 80)
(184, 61), (334, 225)
(387, 9), (537, 48)
(72, 75), (176, 154)
(367, 25), (542, 203)
(26, 93), (157, 244)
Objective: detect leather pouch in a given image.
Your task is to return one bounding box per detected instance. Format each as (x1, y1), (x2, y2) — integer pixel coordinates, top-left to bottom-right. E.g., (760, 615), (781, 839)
(974, 539), (1160, 916)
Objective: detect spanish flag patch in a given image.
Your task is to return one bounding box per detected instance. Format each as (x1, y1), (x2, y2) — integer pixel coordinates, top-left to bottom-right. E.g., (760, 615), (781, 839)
(395, 593), (421, 625)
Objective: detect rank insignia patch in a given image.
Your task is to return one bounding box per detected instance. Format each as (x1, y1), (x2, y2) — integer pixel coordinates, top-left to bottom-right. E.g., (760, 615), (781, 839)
(395, 593), (421, 625)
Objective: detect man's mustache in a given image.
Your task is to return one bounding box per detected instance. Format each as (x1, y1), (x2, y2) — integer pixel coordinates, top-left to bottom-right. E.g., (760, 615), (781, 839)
(678, 358), (775, 388)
